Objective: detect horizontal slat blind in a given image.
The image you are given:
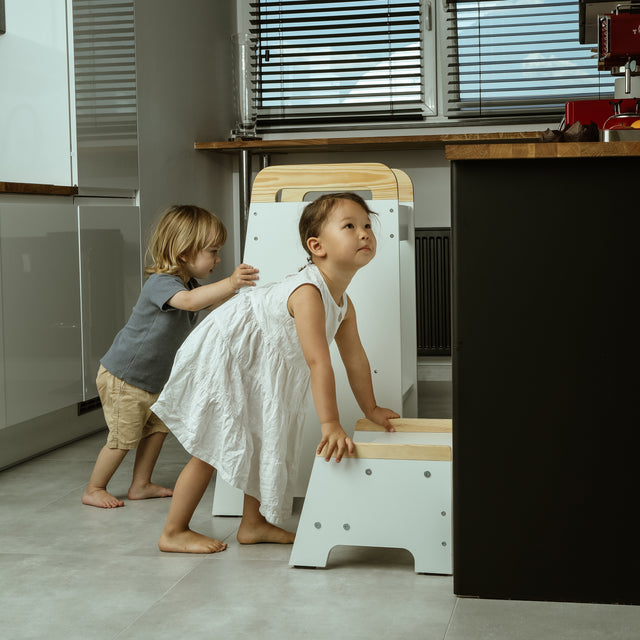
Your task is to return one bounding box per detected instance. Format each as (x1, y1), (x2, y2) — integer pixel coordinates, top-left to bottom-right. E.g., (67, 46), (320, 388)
(250, 0), (425, 127)
(72, 0), (137, 143)
(445, 0), (615, 117)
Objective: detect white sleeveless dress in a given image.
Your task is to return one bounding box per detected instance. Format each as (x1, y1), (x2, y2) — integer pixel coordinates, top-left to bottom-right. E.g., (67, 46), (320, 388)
(151, 264), (346, 523)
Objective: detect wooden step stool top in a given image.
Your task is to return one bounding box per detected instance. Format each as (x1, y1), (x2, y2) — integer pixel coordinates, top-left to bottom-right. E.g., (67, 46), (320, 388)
(319, 418), (453, 462)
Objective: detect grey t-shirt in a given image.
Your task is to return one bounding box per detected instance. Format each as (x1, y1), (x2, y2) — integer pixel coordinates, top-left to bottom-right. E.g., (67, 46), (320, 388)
(100, 273), (200, 393)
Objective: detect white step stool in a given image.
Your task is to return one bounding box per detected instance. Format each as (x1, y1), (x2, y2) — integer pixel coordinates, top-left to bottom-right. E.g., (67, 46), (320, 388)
(289, 418), (452, 574)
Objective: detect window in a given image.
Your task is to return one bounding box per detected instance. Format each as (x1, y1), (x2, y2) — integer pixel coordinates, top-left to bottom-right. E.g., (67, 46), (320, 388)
(249, 0), (616, 129)
(442, 0), (615, 118)
(249, 0), (436, 128)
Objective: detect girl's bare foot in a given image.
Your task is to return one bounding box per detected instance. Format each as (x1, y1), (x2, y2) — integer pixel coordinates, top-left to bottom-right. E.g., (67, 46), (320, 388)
(237, 519), (296, 545)
(158, 529), (227, 554)
(128, 483), (173, 500)
(82, 487), (125, 509)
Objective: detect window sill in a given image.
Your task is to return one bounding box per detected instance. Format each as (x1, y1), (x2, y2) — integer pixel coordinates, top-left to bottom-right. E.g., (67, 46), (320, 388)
(195, 131), (544, 154)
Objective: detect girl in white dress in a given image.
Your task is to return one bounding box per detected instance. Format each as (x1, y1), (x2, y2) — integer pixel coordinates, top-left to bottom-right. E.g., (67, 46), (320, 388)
(152, 192), (399, 553)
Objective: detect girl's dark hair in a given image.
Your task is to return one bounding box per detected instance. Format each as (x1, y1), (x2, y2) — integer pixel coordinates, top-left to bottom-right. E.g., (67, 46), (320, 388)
(299, 192), (373, 257)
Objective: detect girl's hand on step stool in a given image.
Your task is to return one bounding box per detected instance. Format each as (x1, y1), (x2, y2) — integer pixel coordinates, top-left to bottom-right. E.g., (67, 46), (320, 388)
(365, 405), (400, 432)
(317, 421), (354, 463)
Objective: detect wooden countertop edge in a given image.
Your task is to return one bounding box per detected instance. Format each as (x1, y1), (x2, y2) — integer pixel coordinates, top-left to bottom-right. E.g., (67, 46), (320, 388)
(445, 141), (640, 160)
(194, 131), (543, 153)
(0, 182), (78, 196)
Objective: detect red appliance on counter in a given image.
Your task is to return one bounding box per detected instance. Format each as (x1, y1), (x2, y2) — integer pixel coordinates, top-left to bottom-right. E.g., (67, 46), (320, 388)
(598, 2), (640, 94)
(574, 3), (640, 136)
(598, 11), (640, 70)
(565, 98), (640, 128)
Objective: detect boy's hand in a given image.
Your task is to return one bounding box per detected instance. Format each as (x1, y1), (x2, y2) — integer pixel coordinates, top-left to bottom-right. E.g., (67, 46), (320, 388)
(366, 406), (400, 432)
(230, 264), (259, 290)
(317, 422), (355, 463)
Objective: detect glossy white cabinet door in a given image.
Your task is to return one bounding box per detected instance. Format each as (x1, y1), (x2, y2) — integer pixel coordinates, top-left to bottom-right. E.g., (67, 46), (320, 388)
(0, 223), (5, 430)
(0, 196), (82, 426)
(0, 0), (74, 186)
(78, 199), (141, 399)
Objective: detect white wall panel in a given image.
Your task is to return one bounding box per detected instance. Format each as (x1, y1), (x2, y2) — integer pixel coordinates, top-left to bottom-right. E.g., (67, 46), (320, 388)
(0, 0), (73, 186)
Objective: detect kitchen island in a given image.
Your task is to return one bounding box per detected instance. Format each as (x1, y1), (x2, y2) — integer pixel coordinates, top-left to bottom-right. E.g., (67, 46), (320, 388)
(447, 140), (640, 605)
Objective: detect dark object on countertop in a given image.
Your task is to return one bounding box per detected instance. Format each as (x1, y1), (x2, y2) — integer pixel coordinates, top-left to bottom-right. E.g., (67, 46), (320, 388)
(540, 121), (599, 142)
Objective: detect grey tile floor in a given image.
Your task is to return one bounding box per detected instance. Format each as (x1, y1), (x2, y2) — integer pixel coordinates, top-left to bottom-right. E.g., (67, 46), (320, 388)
(1, 371), (639, 639)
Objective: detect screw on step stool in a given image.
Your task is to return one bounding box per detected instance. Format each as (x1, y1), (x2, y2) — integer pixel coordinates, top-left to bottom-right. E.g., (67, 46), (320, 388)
(365, 468), (372, 476)
(343, 523), (350, 531)
(441, 511), (447, 516)
(424, 471), (431, 478)
(314, 522), (322, 529)
(442, 541), (447, 547)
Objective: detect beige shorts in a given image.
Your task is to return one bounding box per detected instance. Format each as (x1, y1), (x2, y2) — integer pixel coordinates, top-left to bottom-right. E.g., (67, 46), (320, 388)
(96, 365), (169, 450)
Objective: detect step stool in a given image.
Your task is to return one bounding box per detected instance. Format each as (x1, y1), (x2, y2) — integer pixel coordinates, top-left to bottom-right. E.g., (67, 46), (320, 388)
(289, 418), (452, 574)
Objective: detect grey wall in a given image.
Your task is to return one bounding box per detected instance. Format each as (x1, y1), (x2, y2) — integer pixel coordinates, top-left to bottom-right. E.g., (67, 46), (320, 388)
(134, 0), (238, 276)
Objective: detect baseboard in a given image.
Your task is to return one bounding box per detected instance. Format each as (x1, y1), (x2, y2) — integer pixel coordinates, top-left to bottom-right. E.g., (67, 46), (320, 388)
(0, 404), (106, 471)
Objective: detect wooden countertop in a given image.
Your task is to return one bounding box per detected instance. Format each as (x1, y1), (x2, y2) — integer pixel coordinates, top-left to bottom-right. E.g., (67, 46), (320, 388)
(0, 182), (78, 196)
(445, 141), (640, 160)
(195, 131), (542, 154)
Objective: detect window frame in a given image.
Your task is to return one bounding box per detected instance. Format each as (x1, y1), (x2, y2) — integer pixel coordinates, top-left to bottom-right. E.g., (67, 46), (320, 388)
(241, 0), (613, 132)
(245, 0), (438, 133)
(437, 0), (615, 120)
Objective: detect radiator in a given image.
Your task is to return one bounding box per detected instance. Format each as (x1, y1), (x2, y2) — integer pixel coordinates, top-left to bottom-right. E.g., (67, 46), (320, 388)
(415, 228), (451, 356)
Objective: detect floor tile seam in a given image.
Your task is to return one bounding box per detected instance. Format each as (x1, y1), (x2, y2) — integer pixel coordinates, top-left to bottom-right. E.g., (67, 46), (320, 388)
(442, 596), (461, 639)
(0, 548), (209, 564)
(0, 551), (41, 562)
(1, 482), (89, 515)
(3, 457), (98, 468)
(220, 525), (240, 546)
(220, 553), (295, 567)
(111, 558), (211, 640)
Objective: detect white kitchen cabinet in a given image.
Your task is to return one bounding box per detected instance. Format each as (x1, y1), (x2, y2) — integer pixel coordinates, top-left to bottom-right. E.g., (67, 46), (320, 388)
(0, 195), (82, 426)
(78, 199), (141, 399)
(0, 0), (75, 186)
(0, 224), (4, 431)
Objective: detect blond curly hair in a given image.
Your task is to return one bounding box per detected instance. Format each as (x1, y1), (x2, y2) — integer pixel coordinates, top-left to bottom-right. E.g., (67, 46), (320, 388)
(145, 205), (227, 277)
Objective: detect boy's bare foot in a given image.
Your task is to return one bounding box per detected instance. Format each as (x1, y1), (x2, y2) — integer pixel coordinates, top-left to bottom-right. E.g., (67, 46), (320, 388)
(128, 483), (173, 500)
(237, 519), (296, 545)
(158, 529), (227, 554)
(81, 487), (125, 509)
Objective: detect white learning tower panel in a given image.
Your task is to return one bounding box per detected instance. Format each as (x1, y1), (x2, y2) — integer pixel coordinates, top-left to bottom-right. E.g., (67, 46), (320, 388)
(212, 162), (418, 515)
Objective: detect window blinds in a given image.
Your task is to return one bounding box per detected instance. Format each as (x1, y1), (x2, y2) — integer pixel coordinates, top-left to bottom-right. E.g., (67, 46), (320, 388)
(72, 0), (137, 143)
(444, 0), (615, 117)
(249, 0), (425, 127)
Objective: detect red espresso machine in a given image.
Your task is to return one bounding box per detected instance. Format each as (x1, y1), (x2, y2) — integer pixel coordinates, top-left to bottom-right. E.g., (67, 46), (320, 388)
(597, 3), (640, 95)
(567, 1), (640, 134)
